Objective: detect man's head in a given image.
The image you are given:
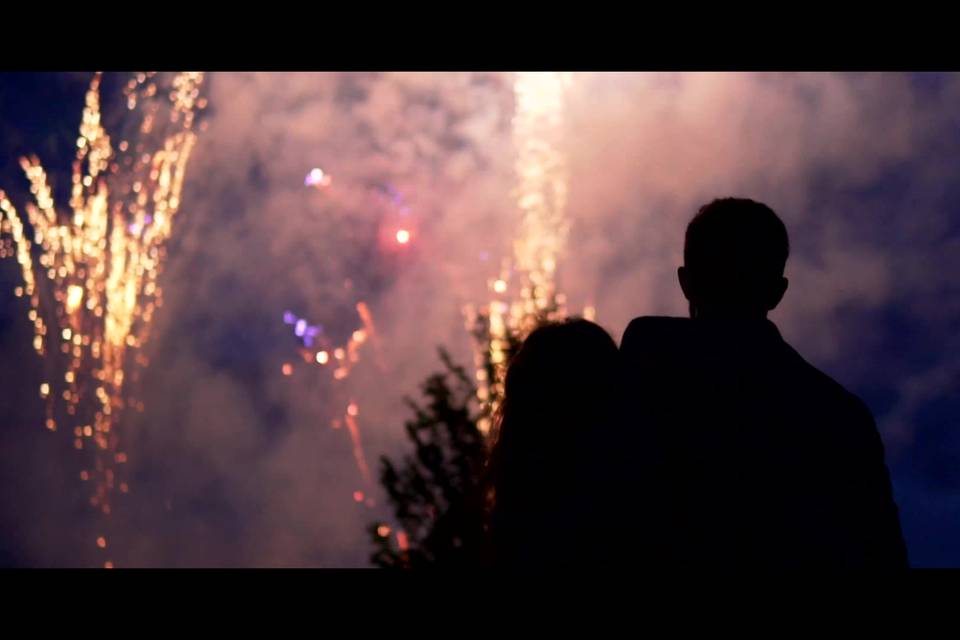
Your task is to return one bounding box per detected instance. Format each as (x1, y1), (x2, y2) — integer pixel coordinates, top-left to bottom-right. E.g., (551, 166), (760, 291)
(679, 198), (790, 319)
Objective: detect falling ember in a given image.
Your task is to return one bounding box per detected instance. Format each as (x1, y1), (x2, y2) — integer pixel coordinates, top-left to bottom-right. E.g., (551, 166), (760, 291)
(396, 530), (409, 552)
(0, 71), (206, 562)
(345, 413), (372, 485)
(281, 363), (293, 376)
(377, 524), (391, 538)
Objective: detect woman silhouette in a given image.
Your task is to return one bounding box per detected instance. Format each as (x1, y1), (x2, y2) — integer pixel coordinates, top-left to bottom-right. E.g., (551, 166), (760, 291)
(486, 318), (622, 568)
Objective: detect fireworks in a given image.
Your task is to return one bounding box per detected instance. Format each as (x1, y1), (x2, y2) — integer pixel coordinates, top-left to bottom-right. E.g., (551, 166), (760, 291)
(304, 167), (332, 189)
(292, 170), (417, 498)
(0, 72), (206, 563)
(511, 71), (571, 314)
(465, 72), (572, 436)
(368, 182), (416, 251)
(282, 301), (379, 490)
(283, 310), (324, 348)
(285, 301), (378, 381)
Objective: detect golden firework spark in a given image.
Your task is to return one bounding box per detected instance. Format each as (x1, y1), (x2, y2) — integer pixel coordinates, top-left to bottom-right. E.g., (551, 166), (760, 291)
(511, 71), (571, 317)
(331, 302), (377, 487)
(466, 72), (572, 436)
(0, 72), (206, 561)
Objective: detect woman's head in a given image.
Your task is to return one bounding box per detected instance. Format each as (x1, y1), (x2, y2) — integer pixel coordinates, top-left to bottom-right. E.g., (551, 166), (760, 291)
(487, 318), (621, 565)
(499, 318), (620, 440)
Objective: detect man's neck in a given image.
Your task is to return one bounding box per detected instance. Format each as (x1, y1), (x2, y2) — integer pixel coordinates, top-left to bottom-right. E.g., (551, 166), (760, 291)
(691, 308), (769, 322)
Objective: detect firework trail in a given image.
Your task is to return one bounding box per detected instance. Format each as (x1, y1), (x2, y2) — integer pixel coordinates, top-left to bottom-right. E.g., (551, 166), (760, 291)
(0, 72), (206, 566)
(284, 167), (414, 500)
(466, 72), (575, 436)
(282, 301), (379, 490)
(511, 71), (571, 316)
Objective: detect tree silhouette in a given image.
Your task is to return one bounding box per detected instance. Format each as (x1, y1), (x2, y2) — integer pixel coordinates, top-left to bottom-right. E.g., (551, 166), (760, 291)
(369, 284), (562, 567)
(368, 348), (490, 568)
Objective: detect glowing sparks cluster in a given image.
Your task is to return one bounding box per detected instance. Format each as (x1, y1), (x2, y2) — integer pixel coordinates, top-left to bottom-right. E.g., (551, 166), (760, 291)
(511, 71), (571, 309)
(466, 72), (573, 436)
(304, 167), (332, 189)
(284, 301), (378, 384)
(0, 72), (206, 560)
(284, 173), (417, 500)
(282, 301), (379, 492)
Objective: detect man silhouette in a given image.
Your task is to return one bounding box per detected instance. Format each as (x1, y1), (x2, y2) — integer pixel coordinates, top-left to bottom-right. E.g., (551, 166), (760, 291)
(620, 198), (908, 569)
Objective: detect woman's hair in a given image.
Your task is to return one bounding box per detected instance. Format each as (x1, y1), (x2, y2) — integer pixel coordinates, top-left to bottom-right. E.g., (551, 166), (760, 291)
(485, 318), (621, 567)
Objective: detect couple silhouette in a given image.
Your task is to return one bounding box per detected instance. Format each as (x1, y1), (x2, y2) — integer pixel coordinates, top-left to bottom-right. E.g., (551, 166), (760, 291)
(486, 198), (909, 570)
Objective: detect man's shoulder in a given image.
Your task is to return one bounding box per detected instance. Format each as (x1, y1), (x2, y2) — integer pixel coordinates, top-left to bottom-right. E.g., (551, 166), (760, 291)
(781, 341), (876, 427)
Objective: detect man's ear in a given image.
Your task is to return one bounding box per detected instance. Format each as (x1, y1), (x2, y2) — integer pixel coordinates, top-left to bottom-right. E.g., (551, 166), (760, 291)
(678, 266), (692, 301)
(766, 276), (788, 311)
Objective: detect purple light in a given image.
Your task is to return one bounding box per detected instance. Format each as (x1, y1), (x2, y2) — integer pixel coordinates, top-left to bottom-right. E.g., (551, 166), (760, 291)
(283, 311), (296, 325)
(295, 319), (307, 337)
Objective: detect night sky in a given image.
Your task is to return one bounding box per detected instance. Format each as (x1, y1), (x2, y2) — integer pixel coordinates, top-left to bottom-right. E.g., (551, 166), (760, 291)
(1, 72), (958, 567)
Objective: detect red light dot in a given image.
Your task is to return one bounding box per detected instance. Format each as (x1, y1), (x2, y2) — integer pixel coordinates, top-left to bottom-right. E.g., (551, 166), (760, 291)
(353, 491), (364, 503)
(395, 229), (410, 244)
